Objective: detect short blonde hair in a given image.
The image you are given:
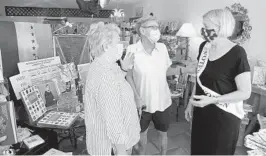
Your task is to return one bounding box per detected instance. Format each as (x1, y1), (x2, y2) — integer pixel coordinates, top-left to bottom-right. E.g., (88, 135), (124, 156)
(86, 22), (120, 58)
(203, 8), (235, 38)
(135, 16), (158, 35)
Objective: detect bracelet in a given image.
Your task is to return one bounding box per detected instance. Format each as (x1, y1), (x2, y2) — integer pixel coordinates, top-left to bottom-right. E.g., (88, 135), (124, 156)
(215, 97), (219, 104)
(121, 67), (128, 72)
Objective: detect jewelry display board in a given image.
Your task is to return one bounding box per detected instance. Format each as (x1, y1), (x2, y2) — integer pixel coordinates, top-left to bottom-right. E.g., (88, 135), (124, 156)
(20, 86), (78, 128)
(37, 111), (79, 129)
(20, 86), (47, 123)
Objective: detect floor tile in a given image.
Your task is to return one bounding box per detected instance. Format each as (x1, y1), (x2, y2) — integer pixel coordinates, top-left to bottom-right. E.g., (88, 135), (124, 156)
(146, 141), (160, 155)
(169, 133), (191, 152)
(168, 122), (190, 137)
(57, 103), (248, 155)
(177, 107), (186, 122)
(185, 130), (191, 137)
(150, 136), (177, 151)
(147, 129), (158, 141)
(235, 146), (248, 155)
(149, 122), (155, 129)
(166, 147), (189, 155)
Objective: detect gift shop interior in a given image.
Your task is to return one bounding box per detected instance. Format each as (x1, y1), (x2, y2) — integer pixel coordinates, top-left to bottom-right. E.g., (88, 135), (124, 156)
(0, 0), (265, 155)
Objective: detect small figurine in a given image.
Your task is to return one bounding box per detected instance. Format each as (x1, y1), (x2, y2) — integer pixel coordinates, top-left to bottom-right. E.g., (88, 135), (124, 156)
(65, 81), (71, 92)
(76, 81), (83, 103)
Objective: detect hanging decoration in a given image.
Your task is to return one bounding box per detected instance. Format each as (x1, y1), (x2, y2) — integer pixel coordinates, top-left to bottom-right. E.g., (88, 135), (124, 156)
(110, 9), (125, 24)
(76, 0), (101, 15)
(50, 22), (90, 35)
(226, 3), (252, 45)
(99, 0), (111, 8)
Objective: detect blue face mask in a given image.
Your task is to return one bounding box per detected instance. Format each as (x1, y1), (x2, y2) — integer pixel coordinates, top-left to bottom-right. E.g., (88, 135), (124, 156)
(201, 28), (218, 42)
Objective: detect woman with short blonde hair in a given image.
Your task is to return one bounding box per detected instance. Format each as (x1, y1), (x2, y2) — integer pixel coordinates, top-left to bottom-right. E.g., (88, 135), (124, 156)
(84, 22), (140, 155)
(185, 8), (251, 155)
(87, 22), (121, 58)
(202, 9), (236, 38)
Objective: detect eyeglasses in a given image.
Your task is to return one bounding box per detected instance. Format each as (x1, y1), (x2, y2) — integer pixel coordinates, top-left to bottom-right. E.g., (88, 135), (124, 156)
(141, 25), (159, 30)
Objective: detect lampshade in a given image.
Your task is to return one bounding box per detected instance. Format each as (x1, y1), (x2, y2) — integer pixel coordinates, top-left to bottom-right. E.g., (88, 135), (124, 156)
(176, 23), (197, 37)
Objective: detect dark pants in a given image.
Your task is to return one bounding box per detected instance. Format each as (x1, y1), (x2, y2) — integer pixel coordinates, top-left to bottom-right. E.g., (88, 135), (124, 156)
(191, 105), (241, 155)
(140, 106), (171, 132)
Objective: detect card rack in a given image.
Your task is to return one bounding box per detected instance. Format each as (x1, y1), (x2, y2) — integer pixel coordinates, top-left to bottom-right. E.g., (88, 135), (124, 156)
(20, 86), (47, 124)
(37, 111), (79, 129)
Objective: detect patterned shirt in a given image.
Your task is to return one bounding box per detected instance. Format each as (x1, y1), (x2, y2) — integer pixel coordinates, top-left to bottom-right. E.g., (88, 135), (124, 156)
(84, 57), (140, 155)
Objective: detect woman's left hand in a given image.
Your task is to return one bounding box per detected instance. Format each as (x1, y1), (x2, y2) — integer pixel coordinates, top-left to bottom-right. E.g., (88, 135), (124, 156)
(0, 136), (9, 155)
(120, 52), (134, 71)
(191, 95), (216, 108)
(0, 136), (7, 143)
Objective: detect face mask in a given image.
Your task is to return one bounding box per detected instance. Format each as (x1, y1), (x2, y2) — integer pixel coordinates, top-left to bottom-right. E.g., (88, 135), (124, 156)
(149, 29), (161, 43)
(103, 43), (123, 62)
(144, 29), (161, 43)
(201, 27), (218, 42)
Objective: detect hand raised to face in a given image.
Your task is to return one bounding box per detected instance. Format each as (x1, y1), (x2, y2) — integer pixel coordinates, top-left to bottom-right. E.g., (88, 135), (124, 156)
(120, 52), (135, 71)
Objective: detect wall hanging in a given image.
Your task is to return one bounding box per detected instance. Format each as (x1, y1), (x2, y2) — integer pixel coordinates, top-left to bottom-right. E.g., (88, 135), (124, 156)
(226, 3), (252, 45)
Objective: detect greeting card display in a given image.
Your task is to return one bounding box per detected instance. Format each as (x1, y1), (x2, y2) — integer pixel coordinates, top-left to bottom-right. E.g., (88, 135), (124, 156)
(59, 63), (78, 82)
(37, 111), (79, 129)
(9, 74), (31, 100)
(20, 86), (47, 123)
(20, 86), (78, 128)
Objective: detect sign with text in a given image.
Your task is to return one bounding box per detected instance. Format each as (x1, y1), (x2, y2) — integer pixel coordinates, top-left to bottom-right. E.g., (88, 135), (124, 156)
(17, 57), (61, 85)
(9, 74), (31, 100)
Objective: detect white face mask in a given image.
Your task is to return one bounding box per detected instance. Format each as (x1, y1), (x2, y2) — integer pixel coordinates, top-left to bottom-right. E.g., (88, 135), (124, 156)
(105, 43), (124, 61)
(148, 29), (161, 43)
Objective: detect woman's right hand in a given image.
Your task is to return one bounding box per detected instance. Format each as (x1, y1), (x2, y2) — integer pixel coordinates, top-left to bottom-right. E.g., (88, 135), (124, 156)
(114, 145), (128, 155)
(185, 100), (193, 122)
(117, 150), (128, 156)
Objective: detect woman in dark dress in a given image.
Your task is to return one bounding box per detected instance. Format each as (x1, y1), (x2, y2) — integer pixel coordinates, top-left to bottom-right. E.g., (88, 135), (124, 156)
(185, 8), (252, 155)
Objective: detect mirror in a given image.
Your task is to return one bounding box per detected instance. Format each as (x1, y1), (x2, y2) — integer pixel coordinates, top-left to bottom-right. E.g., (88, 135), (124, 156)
(226, 3), (252, 45)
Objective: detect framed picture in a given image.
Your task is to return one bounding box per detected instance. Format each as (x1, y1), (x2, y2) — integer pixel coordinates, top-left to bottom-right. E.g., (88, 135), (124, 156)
(36, 79), (60, 111)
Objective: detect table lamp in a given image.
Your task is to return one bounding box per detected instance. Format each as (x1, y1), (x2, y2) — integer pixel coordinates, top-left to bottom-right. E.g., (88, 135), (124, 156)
(176, 23), (197, 60)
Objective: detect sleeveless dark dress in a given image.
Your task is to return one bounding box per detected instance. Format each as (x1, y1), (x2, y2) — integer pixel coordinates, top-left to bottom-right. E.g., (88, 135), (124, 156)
(191, 41), (250, 155)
